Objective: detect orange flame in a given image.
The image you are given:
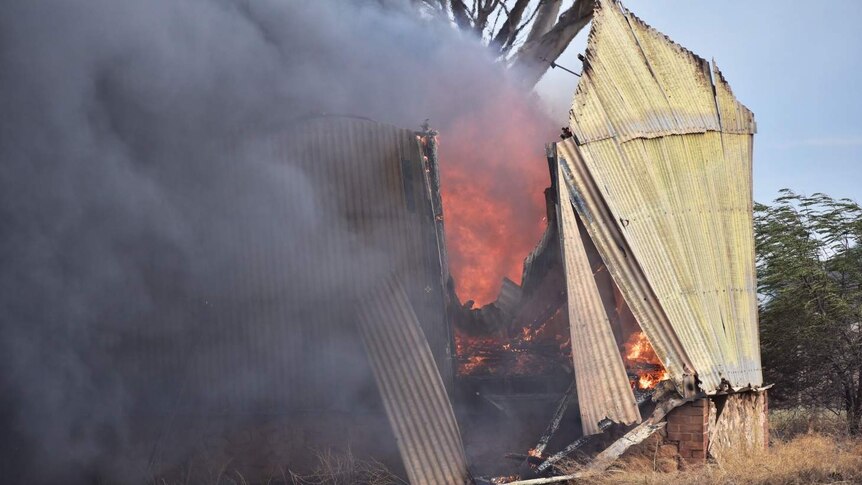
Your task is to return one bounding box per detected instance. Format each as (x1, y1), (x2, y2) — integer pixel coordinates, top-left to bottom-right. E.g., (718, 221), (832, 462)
(437, 85), (554, 306)
(623, 331), (669, 390)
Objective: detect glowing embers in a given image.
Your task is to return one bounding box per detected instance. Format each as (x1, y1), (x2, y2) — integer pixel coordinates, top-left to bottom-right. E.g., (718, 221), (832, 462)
(622, 331), (669, 390)
(454, 307), (570, 377)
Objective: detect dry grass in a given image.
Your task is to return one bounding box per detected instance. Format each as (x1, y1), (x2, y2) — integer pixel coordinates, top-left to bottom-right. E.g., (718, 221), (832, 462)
(563, 434), (862, 485)
(151, 448), (405, 485)
(150, 408), (859, 484)
(286, 449), (406, 485)
(770, 407), (850, 440)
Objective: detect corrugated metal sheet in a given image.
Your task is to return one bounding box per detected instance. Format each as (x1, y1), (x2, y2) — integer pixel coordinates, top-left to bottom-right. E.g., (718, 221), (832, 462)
(557, 160), (641, 434)
(184, 116), (454, 409)
(357, 276), (469, 485)
(272, 116), (456, 407)
(276, 117), (467, 480)
(560, 0), (762, 394)
(129, 116), (463, 477)
(557, 140), (694, 390)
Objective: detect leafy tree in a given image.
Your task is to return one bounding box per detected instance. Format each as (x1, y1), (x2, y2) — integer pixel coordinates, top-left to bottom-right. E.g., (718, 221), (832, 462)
(755, 189), (862, 435)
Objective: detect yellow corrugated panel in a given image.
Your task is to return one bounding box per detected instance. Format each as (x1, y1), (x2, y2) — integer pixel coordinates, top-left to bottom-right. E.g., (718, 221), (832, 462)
(557, 140), (694, 390)
(557, 160), (641, 435)
(563, 0), (761, 394)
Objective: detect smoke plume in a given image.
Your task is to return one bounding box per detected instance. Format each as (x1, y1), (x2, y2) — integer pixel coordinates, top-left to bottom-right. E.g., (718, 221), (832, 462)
(0, 0), (556, 482)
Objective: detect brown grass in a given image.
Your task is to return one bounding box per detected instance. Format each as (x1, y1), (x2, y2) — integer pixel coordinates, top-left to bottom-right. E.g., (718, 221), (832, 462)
(151, 448), (405, 485)
(770, 407), (850, 440)
(286, 449), (406, 485)
(151, 409), (859, 484)
(562, 434), (862, 485)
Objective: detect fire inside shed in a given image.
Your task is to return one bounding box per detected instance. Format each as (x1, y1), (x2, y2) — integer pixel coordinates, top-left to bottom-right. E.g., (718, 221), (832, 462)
(437, 0), (769, 481)
(143, 1), (770, 484)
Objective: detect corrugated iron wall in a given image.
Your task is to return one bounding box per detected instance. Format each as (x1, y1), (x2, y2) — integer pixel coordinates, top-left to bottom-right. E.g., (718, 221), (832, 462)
(166, 116), (454, 411)
(560, 0), (762, 397)
(276, 116), (454, 393)
(358, 276), (469, 485)
(128, 116), (465, 479)
(557, 160), (641, 434)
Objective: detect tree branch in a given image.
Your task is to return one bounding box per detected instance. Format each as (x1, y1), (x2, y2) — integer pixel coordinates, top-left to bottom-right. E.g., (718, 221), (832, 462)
(524, 0), (562, 44)
(474, 0), (500, 34)
(489, 0), (531, 53)
(449, 0), (472, 30)
(511, 0), (595, 87)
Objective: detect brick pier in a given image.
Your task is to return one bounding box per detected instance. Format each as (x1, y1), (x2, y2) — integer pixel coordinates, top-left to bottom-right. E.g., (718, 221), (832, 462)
(664, 398), (709, 464)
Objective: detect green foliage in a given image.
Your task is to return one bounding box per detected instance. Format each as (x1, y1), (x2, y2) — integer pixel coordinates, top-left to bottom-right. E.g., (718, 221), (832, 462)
(755, 189), (862, 434)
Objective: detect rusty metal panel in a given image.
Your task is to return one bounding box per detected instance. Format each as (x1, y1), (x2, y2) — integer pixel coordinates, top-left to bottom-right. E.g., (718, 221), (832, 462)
(357, 276), (470, 485)
(556, 160), (641, 435)
(561, 0), (762, 394)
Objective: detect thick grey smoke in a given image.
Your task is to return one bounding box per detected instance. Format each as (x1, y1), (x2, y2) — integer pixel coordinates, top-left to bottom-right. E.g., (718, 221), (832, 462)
(0, 0), (555, 482)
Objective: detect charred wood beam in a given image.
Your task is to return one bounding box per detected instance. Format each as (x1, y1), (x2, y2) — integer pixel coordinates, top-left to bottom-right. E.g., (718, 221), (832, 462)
(505, 453), (544, 466)
(531, 380), (576, 457)
(496, 476), (578, 485)
(534, 418), (612, 473)
(586, 394), (689, 472)
(505, 425), (672, 484)
(511, 393), (693, 485)
(535, 390), (652, 473)
(504, 424), (668, 485)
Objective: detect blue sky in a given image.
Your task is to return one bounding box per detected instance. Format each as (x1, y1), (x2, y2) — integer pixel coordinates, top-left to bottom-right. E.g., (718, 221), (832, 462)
(535, 0), (862, 204)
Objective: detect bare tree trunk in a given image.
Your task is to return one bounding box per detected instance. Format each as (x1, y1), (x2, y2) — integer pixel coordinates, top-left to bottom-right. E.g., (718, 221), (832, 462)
(424, 0), (594, 88)
(511, 0), (594, 87)
(490, 0), (531, 53)
(524, 0), (563, 44)
(850, 366), (862, 435)
(449, 0), (472, 31)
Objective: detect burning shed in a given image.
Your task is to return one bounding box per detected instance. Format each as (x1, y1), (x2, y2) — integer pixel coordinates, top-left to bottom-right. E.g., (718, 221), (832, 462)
(152, 2), (767, 482)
